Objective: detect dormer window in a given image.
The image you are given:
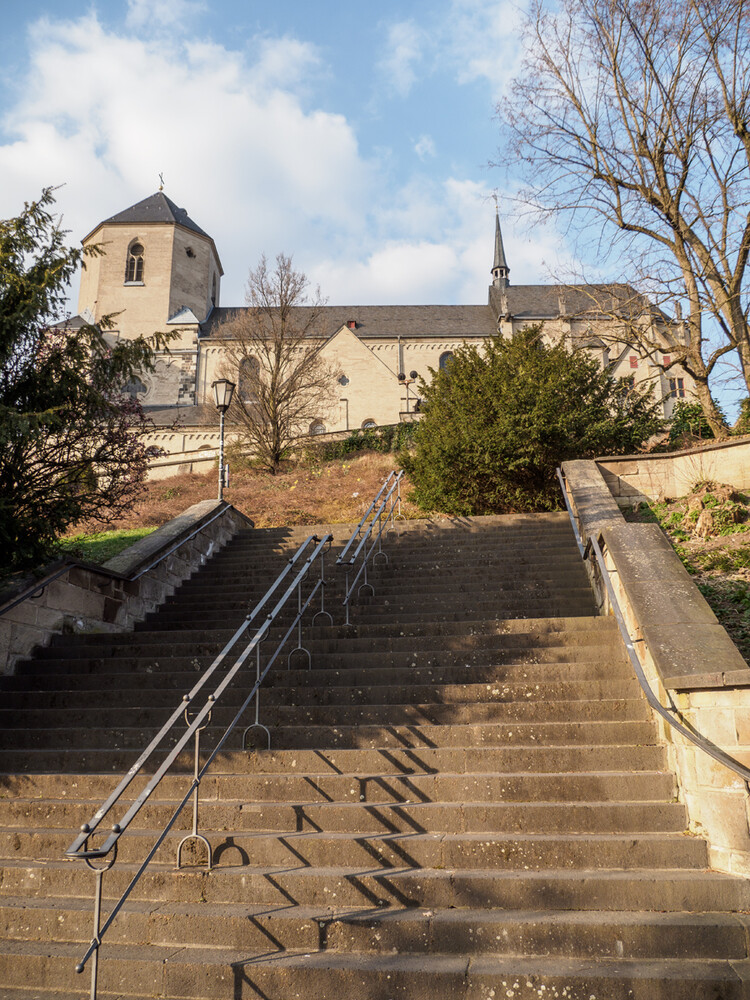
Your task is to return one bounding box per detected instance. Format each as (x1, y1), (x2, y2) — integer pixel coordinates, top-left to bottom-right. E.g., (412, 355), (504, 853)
(125, 242), (144, 283)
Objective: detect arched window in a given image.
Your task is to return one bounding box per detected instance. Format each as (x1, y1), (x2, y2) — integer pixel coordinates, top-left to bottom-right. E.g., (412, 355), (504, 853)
(238, 356), (260, 403)
(439, 351), (454, 371)
(211, 275), (217, 307)
(361, 419), (377, 430)
(310, 420), (326, 436)
(125, 241), (144, 283)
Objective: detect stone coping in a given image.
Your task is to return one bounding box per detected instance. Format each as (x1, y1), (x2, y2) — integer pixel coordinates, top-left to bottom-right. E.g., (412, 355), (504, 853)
(561, 459), (750, 691)
(102, 500), (236, 576)
(0, 500), (252, 615)
(596, 433), (750, 465)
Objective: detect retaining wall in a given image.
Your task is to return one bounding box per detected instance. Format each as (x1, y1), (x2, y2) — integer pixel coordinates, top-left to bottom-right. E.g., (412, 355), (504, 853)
(598, 436), (750, 504)
(563, 459), (750, 875)
(0, 500), (253, 676)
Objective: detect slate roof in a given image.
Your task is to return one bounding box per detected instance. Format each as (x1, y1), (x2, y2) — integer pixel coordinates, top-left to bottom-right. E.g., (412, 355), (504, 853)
(490, 282), (660, 320)
(101, 192), (212, 238)
(201, 304), (499, 340)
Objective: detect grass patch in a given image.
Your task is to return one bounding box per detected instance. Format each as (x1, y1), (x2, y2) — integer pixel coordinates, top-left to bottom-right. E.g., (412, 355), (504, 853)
(58, 527), (157, 565)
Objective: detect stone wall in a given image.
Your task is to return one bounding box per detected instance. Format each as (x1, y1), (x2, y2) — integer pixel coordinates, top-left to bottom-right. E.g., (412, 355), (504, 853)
(0, 500), (253, 676)
(562, 459), (750, 875)
(598, 436), (750, 504)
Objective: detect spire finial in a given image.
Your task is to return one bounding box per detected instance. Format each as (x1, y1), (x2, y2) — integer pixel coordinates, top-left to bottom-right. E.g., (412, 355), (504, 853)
(158, 172), (164, 192)
(491, 205), (510, 289)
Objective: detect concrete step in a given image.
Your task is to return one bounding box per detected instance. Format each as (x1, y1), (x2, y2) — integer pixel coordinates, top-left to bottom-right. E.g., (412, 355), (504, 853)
(0, 771), (678, 825)
(0, 718), (660, 752)
(0, 743), (668, 778)
(2, 861), (746, 912)
(7, 626), (628, 670)
(0, 829), (706, 870)
(3, 896), (746, 961)
(0, 678), (643, 711)
(2, 938), (748, 1000)
(0, 697), (652, 732)
(4, 510), (744, 999)
(0, 659), (633, 695)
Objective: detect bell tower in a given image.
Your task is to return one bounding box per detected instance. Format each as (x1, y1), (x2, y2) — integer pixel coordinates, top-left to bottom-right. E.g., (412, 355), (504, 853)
(77, 191), (223, 344)
(76, 192), (223, 407)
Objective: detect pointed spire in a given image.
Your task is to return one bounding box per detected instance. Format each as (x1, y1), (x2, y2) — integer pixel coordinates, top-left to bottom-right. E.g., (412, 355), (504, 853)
(491, 208), (510, 289)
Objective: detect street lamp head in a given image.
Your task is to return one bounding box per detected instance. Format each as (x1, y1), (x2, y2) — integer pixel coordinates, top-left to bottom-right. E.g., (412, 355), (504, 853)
(397, 372), (406, 382)
(212, 379), (236, 413)
(409, 370), (418, 380)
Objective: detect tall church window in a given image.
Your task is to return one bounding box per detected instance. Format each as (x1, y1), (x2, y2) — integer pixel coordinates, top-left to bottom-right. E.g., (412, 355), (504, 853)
(238, 355), (260, 403)
(439, 351), (454, 371)
(211, 275), (217, 307)
(125, 242), (145, 283)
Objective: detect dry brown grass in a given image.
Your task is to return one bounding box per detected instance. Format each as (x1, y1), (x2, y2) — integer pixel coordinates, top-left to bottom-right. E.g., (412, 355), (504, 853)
(72, 451), (423, 535)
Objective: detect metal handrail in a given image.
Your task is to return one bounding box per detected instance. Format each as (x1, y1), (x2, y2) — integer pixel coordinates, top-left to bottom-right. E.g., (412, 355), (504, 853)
(337, 471), (399, 564)
(337, 470), (404, 625)
(65, 531), (333, 999)
(556, 466), (750, 786)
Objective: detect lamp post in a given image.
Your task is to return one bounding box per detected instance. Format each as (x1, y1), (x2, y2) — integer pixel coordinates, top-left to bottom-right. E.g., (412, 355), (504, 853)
(398, 370), (419, 414)
(212, 379), (235, 501)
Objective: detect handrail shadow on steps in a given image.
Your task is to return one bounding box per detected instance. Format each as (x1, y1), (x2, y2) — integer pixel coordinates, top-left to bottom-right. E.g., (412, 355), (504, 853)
(63, 472), (405, 999)
(65, 531), (333, 998)
(556, 466), (750, 790)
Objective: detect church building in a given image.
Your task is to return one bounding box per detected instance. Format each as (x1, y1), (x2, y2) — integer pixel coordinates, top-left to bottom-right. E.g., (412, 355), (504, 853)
(73, 191), (691, 477)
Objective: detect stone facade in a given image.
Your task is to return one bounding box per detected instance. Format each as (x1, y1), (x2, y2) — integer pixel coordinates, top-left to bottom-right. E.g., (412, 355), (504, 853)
(72, 192), (694, 467)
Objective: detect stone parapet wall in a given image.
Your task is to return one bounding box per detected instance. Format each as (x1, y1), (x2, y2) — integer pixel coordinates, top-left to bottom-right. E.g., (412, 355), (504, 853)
(0, 500), (253, 676)
(562, 459), (750, 875)
(598, 436), (750, 504)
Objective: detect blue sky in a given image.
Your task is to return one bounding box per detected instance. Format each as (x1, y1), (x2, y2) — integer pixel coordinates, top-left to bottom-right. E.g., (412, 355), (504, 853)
(2, 0), (744, 416)
(0, 0), (574, 310)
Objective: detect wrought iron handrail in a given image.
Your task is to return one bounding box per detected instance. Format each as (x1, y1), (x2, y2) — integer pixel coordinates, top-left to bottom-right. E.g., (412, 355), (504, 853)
(337, 470), (404, 625)
(556, 466), (750, 786)
(65, 531), (333, 998)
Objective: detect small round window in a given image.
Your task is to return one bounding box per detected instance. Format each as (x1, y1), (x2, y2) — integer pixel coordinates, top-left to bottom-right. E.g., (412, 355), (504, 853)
(310, 421), (326, 436)
(362, 419), (376, 430)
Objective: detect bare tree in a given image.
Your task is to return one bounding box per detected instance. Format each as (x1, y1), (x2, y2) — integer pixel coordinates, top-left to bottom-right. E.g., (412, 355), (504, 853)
(501, 0), (750, 435)
(217, 253), (337, 473)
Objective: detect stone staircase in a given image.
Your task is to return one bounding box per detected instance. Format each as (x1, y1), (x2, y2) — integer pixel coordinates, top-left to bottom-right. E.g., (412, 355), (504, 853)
(1, 512), (749, 999)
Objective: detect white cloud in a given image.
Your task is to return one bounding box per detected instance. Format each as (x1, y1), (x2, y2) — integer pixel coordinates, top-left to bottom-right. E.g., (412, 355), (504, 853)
(377, 20), (426, 98)
(0, 9), (565, 316)
(0, 14), (374, 307)
(443, 0), (526, 101)
(414, 134), (437, 160)
(126, 0), (206, 30)
(247, 36), (323, 92)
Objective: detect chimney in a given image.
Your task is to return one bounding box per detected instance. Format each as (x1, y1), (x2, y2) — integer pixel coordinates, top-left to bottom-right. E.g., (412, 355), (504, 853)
(347, 319), (357, 330)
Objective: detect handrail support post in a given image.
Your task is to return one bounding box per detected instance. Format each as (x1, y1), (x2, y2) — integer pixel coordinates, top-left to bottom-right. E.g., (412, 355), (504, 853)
(88, 866), (104, 1000)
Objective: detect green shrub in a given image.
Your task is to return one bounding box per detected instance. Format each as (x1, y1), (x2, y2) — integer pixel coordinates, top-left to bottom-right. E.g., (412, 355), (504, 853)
(668, 401), (718, 446)
(305, 423), (417, 462)
(406, 326), (663, 515)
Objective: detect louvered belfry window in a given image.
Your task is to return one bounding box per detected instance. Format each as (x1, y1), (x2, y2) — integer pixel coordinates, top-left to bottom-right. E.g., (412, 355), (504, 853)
(125, 242), (145, 283)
